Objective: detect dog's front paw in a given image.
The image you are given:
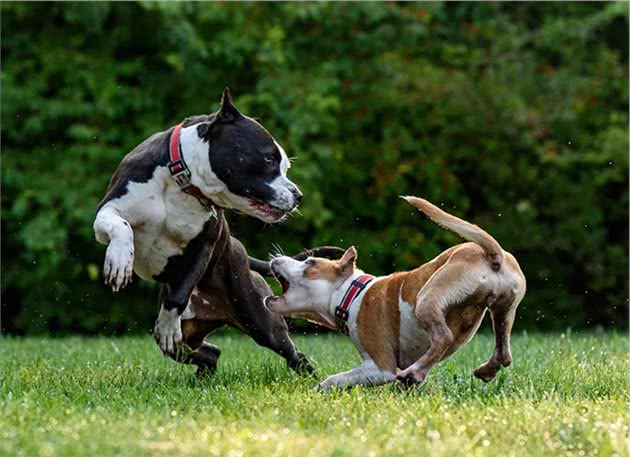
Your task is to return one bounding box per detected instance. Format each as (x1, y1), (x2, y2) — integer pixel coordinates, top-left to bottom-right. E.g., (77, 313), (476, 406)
(288, 352), (316, 376)
(103, 241), (134, 292)
(154, 308), (183, 355)
(313, 382), (331, 393)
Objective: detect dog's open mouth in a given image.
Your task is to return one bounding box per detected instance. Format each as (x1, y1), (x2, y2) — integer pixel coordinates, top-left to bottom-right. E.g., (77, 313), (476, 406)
(272, 268), (290, 294)
(250, 200), (288, 221)
(265, 266), (289, 311)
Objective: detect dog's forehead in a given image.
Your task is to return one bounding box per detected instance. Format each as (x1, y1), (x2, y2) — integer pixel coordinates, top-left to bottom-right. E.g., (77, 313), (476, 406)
(304, 258), (340, 281)
(232, 116), (277, 149)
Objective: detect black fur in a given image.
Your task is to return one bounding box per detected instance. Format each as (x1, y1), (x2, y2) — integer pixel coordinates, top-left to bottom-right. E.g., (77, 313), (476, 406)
(96, 130), (170, 213)
(153, 211), (223, 313)
(200, 90), (300, 207)
(96, 90), (298, 215)
(96, 114), (213, 213)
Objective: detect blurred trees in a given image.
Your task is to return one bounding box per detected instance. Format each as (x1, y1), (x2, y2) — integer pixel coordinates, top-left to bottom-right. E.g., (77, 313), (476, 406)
(1, 2), (628, 334)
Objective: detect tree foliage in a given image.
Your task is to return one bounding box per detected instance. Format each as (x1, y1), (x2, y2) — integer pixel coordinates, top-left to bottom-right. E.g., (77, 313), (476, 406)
(2, 2), (628, 334)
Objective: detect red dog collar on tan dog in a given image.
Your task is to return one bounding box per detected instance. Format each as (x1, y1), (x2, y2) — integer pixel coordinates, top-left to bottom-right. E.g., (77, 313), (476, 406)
(335, 274), (374, 335)
(168, 121), (217, 215)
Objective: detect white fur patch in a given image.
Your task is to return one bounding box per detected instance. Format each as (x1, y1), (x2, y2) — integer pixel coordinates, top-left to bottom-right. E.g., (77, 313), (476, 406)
(267, 175), (298, 211)
(96, 165), (214, 280)
(274, 140), (291, 175)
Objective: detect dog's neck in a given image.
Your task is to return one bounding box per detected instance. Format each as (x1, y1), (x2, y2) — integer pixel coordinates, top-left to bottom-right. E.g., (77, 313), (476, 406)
(281, 270), (370, 331)
(168, 124), (228, 200)
(323, 269), (369, 328)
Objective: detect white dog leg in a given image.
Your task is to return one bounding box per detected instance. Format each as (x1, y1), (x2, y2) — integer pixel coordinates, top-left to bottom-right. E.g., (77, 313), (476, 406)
(317, 360), (395, 391)
(93, 206), (134, 292)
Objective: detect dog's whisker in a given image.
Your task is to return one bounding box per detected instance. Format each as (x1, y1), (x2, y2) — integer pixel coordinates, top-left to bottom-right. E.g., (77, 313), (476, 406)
(271, 243), (285, 258)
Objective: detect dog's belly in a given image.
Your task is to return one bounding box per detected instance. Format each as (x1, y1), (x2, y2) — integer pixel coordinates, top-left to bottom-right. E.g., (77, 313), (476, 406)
(397, 299), (487, 369)
(398, 301), (432, 369)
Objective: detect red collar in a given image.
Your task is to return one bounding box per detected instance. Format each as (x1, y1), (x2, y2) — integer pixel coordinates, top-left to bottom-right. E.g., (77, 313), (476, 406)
(168, 122), (217, 215)
(334, 274), (375, 334)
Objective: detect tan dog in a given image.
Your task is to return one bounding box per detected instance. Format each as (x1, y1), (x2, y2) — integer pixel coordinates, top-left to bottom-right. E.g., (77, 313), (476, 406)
(264, 196), (526, 391)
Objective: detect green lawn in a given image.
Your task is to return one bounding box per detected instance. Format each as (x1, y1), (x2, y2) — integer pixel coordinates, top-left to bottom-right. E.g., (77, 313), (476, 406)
(1, 332), (628, 457)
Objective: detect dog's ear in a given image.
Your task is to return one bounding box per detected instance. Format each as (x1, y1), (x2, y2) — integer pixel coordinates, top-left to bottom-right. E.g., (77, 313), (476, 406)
(197, 88), (240, 139)
(217, 87), (241, 124)
(339, 246), (357, 273)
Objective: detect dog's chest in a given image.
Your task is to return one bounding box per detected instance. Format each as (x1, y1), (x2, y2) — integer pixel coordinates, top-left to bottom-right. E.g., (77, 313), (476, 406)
(115, 174), (214, 279)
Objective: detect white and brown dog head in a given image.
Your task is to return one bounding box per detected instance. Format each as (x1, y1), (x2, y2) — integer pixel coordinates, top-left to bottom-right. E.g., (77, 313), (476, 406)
(264, 247), (358, 327)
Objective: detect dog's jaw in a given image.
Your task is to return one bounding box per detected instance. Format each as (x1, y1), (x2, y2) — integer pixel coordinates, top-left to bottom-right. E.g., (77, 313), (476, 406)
(264, 296), (337, 330)
(249, 199), (291, 223)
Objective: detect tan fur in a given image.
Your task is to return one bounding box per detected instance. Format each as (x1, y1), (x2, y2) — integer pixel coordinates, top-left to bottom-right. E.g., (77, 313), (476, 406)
(403, 196), (504, 266)
(357, 274), (403, 372)
(352, 197), (524, 387)
(400, 245), (460, 305)
(303, 259), (342, 281)
(357, 243), (493, 373)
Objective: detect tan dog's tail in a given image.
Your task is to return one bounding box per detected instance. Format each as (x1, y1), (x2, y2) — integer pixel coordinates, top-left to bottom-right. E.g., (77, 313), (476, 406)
(402, 196), (504, 270)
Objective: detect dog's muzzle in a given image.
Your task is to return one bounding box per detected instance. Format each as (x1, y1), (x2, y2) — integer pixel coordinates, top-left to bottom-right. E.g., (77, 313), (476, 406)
(268, 177), (302, 212)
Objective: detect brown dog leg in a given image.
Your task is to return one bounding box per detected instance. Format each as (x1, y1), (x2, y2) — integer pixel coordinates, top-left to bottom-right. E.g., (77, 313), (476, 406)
(168, 318), (224, 376)
(474, 303), (516, 382)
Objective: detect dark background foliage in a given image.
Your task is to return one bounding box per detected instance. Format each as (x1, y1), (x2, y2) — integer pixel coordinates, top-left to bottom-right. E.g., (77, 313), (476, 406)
(1, 2), (628, 335)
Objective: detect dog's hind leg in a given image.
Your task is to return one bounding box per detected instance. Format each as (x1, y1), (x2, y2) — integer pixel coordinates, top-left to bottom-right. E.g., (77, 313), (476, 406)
(167, 318), (224, 376)
(396, 302), (454, 387)
(396, 259), (481, 387)
(474, 289), (523, 382)
(227, 240), (314, 374)
(240, 295), (314, 374)
(249, 278), (314, 374)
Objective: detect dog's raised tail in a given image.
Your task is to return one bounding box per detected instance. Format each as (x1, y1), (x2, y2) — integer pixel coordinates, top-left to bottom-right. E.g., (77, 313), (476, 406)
(402, 196), (504, 270)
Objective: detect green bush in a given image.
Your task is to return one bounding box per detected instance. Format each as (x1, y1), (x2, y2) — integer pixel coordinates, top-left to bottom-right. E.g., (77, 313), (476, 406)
(1, 2), (628, 334)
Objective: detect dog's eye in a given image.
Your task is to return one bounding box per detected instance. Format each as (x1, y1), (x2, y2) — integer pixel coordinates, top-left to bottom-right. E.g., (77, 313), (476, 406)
(305, 259), (315, 266)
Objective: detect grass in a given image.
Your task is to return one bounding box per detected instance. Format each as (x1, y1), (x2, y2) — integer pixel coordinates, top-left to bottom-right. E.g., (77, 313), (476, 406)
(0, 331), (628, 457)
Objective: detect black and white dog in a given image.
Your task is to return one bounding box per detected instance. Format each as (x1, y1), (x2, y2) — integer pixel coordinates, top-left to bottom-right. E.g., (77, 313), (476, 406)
(94, 88), (339, 374)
